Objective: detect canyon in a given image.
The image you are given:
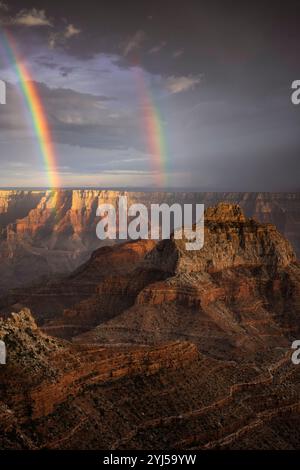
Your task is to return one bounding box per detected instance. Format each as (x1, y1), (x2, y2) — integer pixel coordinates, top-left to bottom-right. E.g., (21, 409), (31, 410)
(0, 200), (299, 449)
(0, 190), (299, 294)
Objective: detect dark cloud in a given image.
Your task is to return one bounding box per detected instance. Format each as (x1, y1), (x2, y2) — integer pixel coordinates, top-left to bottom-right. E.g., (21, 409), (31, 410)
(59, 66), (75, 77)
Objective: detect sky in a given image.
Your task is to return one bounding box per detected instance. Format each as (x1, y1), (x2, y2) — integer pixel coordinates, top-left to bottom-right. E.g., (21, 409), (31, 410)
(0, 0), (299, 190)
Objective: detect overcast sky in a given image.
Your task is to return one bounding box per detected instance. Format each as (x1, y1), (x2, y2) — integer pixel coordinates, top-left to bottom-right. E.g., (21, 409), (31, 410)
(0, 0), (299, 189)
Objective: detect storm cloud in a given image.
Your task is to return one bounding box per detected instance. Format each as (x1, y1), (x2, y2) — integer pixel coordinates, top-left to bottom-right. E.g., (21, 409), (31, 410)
(0, 0), (299, 189)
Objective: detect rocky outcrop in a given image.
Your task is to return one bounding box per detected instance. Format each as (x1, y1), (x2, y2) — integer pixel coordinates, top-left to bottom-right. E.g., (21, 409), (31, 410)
(173, 203), (296, 273)
(0, 309), (200, 448)
(0, 308), (299, 450)
(71, 204), (299, 359)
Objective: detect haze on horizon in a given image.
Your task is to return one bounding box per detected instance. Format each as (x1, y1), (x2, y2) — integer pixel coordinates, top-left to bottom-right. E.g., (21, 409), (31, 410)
(0, 0), (300, 191)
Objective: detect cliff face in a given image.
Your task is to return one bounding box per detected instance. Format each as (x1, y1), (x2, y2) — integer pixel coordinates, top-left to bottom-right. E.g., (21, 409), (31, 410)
(0, 190), (44, 229)
(0, 239), (158, 330)
(0, 309), (200, 449)
(71, 204), (299, 358)
(0, 190), (299, 294)
(175, 203), (296, 272)
(0, 306), (299, 449)
(0, 190), (124, 293)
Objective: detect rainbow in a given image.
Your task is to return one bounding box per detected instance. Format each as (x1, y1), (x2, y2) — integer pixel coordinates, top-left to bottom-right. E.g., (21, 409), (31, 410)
(135, 67), (168, 188)
(1, 30), (59, 188)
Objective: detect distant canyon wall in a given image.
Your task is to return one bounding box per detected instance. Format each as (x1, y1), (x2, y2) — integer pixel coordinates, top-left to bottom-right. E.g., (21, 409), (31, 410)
(0, 190), (299, 293)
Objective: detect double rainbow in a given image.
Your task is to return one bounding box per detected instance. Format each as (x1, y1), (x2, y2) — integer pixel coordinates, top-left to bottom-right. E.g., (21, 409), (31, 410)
(1, 31), (169, 189)
(1, 31), (59, 188)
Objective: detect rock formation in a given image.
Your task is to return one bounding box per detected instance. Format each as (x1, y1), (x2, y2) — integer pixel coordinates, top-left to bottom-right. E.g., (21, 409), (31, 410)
(0, 202), (299, 450)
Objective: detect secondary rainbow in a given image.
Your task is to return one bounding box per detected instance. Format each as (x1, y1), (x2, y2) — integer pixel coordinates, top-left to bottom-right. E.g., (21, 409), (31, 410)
(1, 30), (59, 188)
(135, 66), (168, 187)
